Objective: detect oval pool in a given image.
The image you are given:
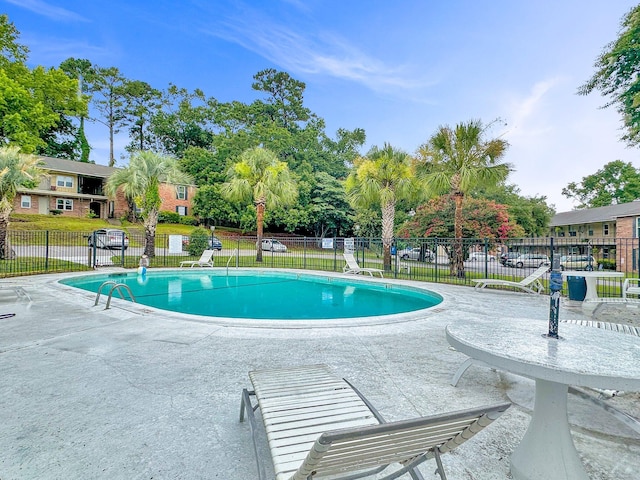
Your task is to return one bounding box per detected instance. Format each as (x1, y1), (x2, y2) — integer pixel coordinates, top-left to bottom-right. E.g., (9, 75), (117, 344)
(60, 270), (443, 321)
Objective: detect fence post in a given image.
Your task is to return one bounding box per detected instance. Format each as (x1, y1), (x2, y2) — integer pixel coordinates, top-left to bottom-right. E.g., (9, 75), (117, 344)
(45, 230), (49, 271)
(484, 237), (489, 278)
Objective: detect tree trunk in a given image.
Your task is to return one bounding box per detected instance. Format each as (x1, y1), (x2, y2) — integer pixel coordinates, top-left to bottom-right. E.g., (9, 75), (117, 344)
(381, 200), (395, 271)
(109, 123), (115, 167)
(143, 208), (158, 257)
(0, 208), (10, 260)
(452, 192), (465, 278)
(256, 201), (265, 262)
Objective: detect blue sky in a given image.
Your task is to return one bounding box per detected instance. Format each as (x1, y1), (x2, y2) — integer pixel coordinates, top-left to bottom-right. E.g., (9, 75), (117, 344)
(3, 0), (639, 212)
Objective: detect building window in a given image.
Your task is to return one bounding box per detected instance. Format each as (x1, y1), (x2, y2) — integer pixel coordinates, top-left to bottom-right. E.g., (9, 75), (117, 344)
(603, 224), (610, 236)
(56, 198), (73, 211)
(21, 195), (31, 208)
(588, 228), (594, 236)
(176, 205), (187, 216)
(176, 185), (187, 200)
(568, 225), (577, 237)
(56, 175), (73, 188)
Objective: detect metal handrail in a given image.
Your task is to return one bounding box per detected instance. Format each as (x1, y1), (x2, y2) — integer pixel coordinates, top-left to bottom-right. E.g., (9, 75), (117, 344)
(226, 248), (238, 275)
(94, 280), (136, 309)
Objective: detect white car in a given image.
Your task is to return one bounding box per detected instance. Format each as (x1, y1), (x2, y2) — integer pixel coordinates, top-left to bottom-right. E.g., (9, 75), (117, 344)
(87, 228), (129, 250)
(260, 239), (287, 252)
(468, 252), (496, 262)
(397, 247), (435, 262)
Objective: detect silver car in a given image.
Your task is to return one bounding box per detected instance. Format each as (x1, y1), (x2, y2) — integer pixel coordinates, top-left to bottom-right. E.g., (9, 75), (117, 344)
(507, 254), (550, 268)
(260, 239), (287, 252)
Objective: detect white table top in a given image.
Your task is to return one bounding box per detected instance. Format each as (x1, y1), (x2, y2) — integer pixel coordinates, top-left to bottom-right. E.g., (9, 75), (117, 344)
(560, 271), (623, 279)
(446, 318), (640, 391)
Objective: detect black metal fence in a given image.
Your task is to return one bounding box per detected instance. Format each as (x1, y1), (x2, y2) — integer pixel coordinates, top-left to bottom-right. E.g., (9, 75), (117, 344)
(1, 231), (635, 298)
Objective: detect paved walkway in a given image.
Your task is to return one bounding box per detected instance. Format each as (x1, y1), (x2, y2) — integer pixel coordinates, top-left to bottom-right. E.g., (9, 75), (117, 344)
(0, 270), (638, 479)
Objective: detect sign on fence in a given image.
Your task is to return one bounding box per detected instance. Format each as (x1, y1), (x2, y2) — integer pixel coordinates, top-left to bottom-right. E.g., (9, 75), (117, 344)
(344, 237), (354, 253)
(322, 238), (334, 249)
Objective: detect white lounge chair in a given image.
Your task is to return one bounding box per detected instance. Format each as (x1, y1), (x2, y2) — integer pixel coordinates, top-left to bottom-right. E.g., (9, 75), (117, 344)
(472, 264), (549, 294)
(179, 249), (214, 268)
(342, 253), (384, 277)
(240, 364), (510, 480)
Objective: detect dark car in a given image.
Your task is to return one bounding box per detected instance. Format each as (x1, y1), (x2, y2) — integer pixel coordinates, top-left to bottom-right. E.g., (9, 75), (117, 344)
(87, 228), (129, 250)
(182, 235), (223, 250)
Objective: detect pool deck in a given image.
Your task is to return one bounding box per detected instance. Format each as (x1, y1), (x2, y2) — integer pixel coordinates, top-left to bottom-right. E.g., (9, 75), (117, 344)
(0, 269), (638, 479)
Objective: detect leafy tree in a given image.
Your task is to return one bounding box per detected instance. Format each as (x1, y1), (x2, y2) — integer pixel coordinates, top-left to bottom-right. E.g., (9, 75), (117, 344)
(106, 151), (192, 257)
(417, 119), (510, 277)
(0, 146), (44, 258)
(477, 183), (553, 236)
(179, 146), (226, 185)
(0, 16), (86, 154)
(90, 66), (127, 166)
(398, 195), (525, 240)
(59, 57), (95, 162)
(307, 172), (352, 238)
(192, 184), (241, 226)
(561, 160), (640, 208)
(346, 143), (420, 271)
(0, 14), (27, 66)
(121, 80), (163, 153)
(221, 146), (297, 262)
(579, 5), (640, 146)
(148, 85), (216, 157)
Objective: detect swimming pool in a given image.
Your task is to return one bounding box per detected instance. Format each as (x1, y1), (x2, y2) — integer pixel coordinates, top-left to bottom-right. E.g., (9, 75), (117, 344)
(60, 270), (443, 321)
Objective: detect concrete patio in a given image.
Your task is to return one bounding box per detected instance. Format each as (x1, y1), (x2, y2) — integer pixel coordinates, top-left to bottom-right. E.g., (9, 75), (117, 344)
(0, 270), (638, 479)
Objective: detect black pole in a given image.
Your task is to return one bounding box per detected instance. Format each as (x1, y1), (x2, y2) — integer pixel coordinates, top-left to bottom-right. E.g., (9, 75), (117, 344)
(548, 237), (562, 338)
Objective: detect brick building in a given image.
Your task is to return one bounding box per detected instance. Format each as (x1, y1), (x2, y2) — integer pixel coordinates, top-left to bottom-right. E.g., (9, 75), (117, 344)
(14, 156), (196, 220)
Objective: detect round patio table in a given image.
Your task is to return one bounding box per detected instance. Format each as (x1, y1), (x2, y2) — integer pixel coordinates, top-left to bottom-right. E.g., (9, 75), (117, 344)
(446, 318), (640, 480)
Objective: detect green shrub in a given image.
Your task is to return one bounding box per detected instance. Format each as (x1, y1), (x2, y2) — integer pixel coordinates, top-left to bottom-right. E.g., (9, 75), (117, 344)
(186, 227), (210, 256)
(598, 258), (616, 270)
(158, 211), (181, 224)
(50, 210), (62, 215)
(179, 215), (198, 226)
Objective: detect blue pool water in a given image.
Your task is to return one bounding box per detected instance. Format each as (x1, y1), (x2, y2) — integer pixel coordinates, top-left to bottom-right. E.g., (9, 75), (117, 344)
(60, 270), (442, 320)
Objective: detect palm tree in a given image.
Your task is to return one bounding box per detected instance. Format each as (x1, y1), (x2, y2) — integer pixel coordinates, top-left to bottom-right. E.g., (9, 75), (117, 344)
(221, 146), (297, 262)
(0, 146), (45, 259)
(346, 143), (419, 271)
(106, 150), (192, 257)
(417, 119), (511, 277)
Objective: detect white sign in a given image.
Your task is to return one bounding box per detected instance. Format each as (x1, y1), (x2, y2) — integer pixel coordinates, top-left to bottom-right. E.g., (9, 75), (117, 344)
(168, 234), (183, 254)
(322, 238), (334, 249)
(344, 237), (355, 253)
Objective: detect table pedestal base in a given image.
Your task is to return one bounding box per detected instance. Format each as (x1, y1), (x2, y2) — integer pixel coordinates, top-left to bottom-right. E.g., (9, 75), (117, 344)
(511, 379), (588, 480)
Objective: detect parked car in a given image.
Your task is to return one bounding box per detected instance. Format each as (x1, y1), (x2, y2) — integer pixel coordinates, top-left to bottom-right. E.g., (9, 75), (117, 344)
(468, 252), (496, 262)
(87, 228), (129, 250)
(182, 235), (223, 250)
(500, 252), (521, 266)
(507, 253), (550, 268)
(260, 238), (287, 252)
(560, 255), (595, 271)
(397, 247), (435, 262)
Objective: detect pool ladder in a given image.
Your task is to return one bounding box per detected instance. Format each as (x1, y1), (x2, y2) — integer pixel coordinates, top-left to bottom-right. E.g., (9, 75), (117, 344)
(94, 280), (136, 310)
(226, 248), (238, 275)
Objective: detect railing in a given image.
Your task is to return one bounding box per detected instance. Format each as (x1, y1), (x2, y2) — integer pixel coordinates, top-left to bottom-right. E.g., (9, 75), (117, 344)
(0, 231), (634, 298)
(94, 280), (136, 310)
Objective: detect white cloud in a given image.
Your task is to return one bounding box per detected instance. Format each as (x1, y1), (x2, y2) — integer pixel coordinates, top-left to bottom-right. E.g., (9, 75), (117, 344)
(202, 8), (435, 95)
(3, 0), (88, 22)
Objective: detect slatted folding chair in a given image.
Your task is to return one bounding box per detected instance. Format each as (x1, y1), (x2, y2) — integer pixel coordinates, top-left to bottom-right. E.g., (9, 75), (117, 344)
(240, 364), (510, 480)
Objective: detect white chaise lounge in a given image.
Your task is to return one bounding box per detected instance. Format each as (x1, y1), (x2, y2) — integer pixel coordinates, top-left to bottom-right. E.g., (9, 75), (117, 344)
(179, 249), (215, 268)
(472, 264), (549, 294)
(342, 253), (384, 277)
(240, 364), (510, 480)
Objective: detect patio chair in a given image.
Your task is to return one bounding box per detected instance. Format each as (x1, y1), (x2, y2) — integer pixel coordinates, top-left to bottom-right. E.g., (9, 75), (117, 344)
(239, 364), (510, 480)
(342, 253), (384, 277)
(472, 264), (549, 294)
(179, 249), (214, 268)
